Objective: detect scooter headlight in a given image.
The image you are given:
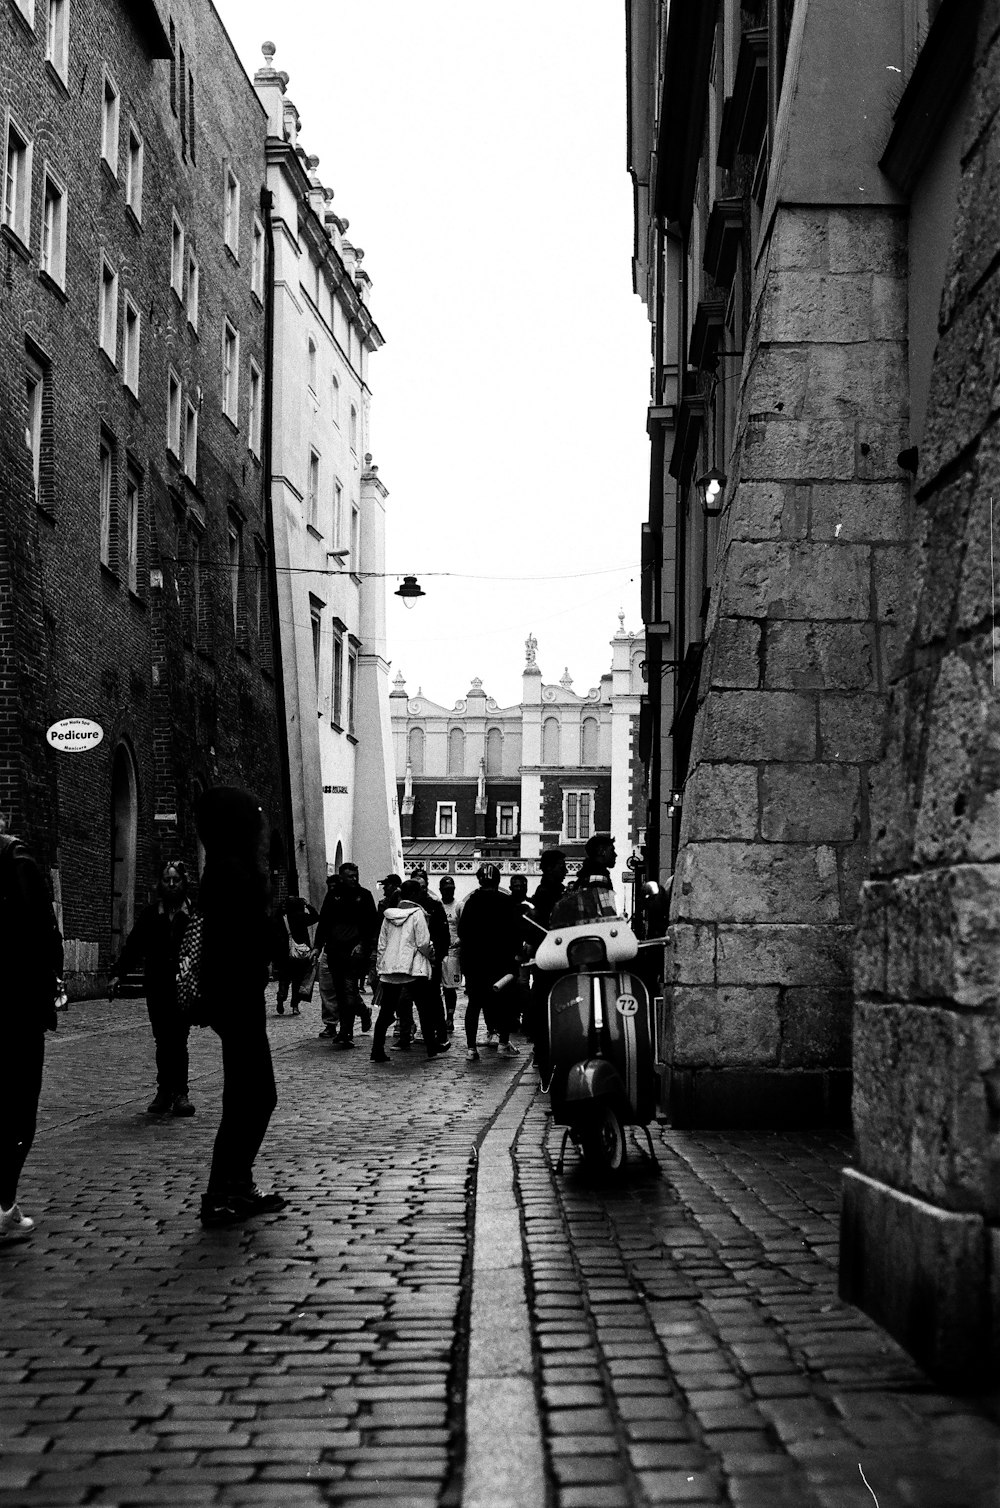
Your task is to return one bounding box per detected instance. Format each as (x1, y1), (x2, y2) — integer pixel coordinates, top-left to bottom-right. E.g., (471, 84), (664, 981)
(567, 936), (607, 969)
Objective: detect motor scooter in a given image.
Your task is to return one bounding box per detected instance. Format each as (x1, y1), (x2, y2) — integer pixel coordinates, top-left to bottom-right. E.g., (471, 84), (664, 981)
(532, 881), (660, 1175)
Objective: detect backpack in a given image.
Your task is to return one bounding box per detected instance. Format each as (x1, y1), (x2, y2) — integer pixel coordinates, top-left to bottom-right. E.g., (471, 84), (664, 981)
(176, 908), (209, 1025)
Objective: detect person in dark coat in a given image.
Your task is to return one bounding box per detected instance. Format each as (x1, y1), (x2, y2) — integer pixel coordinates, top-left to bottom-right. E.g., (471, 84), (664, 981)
(110, 861), (195, 1116)
(273, 892), (320, 1016)
(312, 862), (378, 1048)
(195, 786), (284, 1227)
(458, 863), (521, 1061)
(409, 869), (450, 1051)
(525, 848), (568, 1077)
(0, 813), (63, 1239)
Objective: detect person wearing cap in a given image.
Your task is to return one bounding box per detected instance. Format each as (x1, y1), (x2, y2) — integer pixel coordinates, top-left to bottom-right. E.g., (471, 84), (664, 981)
(458, 863), (521, 1061)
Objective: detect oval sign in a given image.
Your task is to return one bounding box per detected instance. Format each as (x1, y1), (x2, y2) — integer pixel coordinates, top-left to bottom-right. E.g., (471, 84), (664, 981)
(46, 717), (104, 753)
(616, 993), (639, 1018)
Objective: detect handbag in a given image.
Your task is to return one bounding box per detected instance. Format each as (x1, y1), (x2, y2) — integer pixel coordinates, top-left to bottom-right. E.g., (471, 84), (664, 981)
(295, 959), (318, 1003)
(284, 913), (312, 962)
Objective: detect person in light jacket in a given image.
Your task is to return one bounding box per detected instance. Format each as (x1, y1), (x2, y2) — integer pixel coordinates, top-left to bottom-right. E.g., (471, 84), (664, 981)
(369, 880), (451, 1063)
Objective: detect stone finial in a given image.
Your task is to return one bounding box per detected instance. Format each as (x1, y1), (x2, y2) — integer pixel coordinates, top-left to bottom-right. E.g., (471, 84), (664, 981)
(364, 452), (373, 465)
(560, 668), (573, 689)
(307, 153), (320, 172)
(525, 633), (538, 664)
(392, 669), (406, 692)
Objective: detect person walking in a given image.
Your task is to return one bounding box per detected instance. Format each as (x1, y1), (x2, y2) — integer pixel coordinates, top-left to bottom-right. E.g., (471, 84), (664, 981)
(0, 813), (63, 1239)
(525, 848), (568, 1076)
(458, 863), (521, 1062)
(274, 891), (319, 1016)
(312, 863), (378, 1049)
(438, 876), (463, 1035)
(370, 879), (451, 1063)
(110, 861), (195, 1116)
(195, 786), (284, 1228)
(409, 869), (449, 1051)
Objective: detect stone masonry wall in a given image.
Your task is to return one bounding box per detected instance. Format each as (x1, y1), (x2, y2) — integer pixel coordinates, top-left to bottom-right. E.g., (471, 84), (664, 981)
(668, 202), (914, 1126)
(841, 5), (1000, 1383)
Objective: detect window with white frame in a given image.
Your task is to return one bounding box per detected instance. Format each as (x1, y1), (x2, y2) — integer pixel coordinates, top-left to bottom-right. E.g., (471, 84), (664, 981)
(41, 169), (66, 286)
(228, 523), (240, 631)
(349, 402), (358, 454)
(99, 258), (118, 360)
(248, 360), (261, 456)
(347, 646), (357, 734)
(331, 372), (340, 425)
(251, 216), (263, 300)
(307, 448), (320, 530)
(350, 504), (359, 570)
(99, 431), (114, 568)
(166, 368), (181, 454)
(101, 70), (120, 172)
(126, 123), (143, 217)
(436, 802), (457, 838)
(330, 624), (344, 727)
(184, 398), (198, 480)
(307, 335), (317, 392)
(44, 0), (67, 76)
(222, 320), (238, 421)
(562, 789), (595, 843)
(186, 250), (198, 328)
(125, 465), (140, 594)
(122, 295), (140, 393)
(497, 803), (518, 838)
(4, 116), (32, 244)
(333, 479), (343, 546)
(13, 1), (36, 28)
(310, 603), (322, 694)
(25, 354), (44, 501)
(224, 168), (240, 255)
(170, 212), (184, 296)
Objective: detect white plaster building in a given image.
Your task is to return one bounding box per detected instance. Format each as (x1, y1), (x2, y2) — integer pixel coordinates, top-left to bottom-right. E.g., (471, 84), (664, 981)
(391, 622), (645, 906)
(254, 46), (401, 904)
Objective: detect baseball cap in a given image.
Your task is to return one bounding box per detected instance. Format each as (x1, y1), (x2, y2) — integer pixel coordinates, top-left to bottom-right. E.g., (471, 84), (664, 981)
(477, 862), (501, 884)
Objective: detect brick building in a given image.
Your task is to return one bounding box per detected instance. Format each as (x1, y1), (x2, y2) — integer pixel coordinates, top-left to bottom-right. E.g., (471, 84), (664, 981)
(1, 0), (287, 992)
(391, 623), (645, 905)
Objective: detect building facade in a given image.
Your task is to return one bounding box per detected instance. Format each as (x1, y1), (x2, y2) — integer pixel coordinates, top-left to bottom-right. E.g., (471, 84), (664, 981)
(253, 48), (401, 906)
(1, 0), (287, 993)
(628, 0), (1000, 1379)
(391, 624), (645, 904)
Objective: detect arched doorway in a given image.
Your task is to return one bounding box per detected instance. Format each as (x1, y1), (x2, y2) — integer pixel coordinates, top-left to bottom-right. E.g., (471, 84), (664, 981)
(110, 743), (139, 959)
(334, 840), (344, 872)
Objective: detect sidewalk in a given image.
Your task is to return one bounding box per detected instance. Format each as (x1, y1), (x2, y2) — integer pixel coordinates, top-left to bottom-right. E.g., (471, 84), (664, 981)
(2, 994), (998, 1506)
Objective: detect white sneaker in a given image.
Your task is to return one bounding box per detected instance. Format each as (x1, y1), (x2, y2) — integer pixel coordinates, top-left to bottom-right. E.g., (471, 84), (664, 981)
(485, 1033), (499, 1047)
(0, 1203), (34, 1237)
(465, 1048), (480, 1061)
(497, 1042), (521, 1057)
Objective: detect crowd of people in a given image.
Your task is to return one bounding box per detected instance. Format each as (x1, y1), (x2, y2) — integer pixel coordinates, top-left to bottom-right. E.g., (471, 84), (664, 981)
(0, 789), (619, 1236)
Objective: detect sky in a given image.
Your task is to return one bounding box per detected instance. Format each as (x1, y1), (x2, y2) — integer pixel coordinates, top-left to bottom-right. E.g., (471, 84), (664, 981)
(215, 0), (652, 711)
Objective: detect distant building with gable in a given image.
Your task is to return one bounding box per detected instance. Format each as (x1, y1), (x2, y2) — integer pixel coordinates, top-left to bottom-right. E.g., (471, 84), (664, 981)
(390, 621), (645, 902)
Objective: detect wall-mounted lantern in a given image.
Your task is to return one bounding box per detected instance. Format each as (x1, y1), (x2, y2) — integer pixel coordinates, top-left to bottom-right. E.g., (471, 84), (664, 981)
(696, 467), (727, 517)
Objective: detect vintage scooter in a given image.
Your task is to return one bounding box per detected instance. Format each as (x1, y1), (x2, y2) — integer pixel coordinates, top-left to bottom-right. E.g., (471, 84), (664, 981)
(531, 881), (660, 1175)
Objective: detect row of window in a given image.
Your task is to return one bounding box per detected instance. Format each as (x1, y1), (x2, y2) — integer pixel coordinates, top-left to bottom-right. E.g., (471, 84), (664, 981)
(432, 792), (592, 844)
(306, 450), (360, 564)
(306, 337), (359, 451)
(310, 607), (357, 736)
(405, 718), (602, 775)
(433, 802), (520, 840)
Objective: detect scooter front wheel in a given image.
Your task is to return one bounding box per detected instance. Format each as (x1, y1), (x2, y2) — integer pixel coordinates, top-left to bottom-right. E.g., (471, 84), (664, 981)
(579, 1105), (626, 1174)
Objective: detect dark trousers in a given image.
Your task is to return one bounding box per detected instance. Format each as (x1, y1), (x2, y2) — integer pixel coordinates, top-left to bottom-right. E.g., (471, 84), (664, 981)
(147, 996), (190, 1096)
(373, 980), (442, 1056)
(0, 1022), (45, 1208)
(326, 951), (363, 1038)
(207, 1011), (277, 1197)
(465, 981), (513, 1048)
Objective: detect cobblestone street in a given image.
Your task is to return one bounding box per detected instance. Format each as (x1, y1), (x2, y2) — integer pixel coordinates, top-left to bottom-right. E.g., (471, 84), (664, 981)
(1, 993), (999, 1507)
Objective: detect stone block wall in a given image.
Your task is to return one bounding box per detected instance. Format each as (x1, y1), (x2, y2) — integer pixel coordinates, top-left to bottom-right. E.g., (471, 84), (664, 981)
(841, 8), (1000, 1383)
(668, 202), (914, 1126)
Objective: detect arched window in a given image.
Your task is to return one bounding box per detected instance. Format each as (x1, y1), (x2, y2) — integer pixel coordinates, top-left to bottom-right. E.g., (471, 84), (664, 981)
(581, 716), (599, 766)
(486, 726), (502, 775)
(448, 727), (465, 774)
(349, 404), (358, 453)
(331, 373), (341, 424)
(542, 716), (559, 766)
(407, 726), (424, 775)
(334, 840), (344, 872)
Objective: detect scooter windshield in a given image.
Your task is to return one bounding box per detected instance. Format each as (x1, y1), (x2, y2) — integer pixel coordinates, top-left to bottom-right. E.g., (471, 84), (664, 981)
(548, 884), (620, 928)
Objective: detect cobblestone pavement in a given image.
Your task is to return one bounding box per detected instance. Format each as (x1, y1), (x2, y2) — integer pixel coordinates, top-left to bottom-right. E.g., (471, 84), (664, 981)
(3, 994), (1000, 1507)
(515, 1101), (1000, 1508)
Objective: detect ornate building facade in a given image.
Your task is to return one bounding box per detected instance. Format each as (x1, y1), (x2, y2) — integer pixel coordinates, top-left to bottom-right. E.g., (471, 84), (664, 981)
(391, 623), (645, 904)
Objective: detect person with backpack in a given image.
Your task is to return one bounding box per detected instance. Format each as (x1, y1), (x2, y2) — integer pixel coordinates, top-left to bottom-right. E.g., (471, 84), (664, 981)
(0, 812), (63, 1240)
(194, 786), (285, 1228)
(109, 861), (195, 1116)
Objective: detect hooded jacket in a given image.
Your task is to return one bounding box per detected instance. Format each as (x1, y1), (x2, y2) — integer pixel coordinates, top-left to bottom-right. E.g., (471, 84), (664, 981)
(376, 901), (433, 983)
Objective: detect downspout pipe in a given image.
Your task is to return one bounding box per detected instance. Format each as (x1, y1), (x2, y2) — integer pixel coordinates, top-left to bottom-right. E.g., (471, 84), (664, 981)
(260, 184), (298, 897)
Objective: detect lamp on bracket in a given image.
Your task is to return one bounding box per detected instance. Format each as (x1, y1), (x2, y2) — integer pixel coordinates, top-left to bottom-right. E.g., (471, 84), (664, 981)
(696, 466), (727, 518)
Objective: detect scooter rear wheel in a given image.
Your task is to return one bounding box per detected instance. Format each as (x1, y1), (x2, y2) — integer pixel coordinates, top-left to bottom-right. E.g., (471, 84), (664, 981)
(580, 1105), (626, 1174)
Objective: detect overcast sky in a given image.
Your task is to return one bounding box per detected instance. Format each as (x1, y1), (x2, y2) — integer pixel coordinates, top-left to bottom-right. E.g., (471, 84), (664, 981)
(216, 0), (651, 710)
